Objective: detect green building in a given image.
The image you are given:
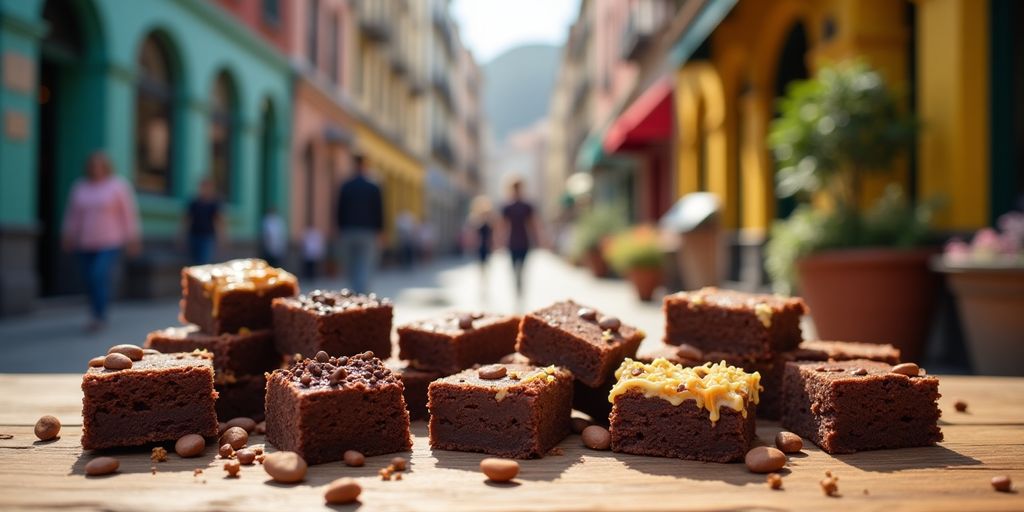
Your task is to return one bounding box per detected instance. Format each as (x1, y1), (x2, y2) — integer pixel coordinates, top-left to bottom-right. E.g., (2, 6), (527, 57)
(0, 0), (292, 315)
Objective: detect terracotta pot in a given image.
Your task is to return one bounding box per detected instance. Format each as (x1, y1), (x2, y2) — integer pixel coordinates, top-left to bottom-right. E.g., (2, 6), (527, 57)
(628, 267), (663, 302)
(586, 247), (611, 278)
(796, 248), (939, 362)
(939, 264), (1024, 376)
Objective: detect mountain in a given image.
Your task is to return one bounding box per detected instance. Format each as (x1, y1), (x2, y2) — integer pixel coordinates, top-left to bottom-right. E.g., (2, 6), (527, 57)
(483, 44), (561, 142)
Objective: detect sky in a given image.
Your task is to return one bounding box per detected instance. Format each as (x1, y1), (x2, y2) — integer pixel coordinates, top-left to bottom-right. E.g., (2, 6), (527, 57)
(451, 0), (581, 64)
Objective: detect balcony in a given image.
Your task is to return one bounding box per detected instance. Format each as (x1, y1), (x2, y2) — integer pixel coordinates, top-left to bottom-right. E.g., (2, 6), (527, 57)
(432, 7), (456, 58)
(357, 0), (391, 43)
(432, 70), (454, 110)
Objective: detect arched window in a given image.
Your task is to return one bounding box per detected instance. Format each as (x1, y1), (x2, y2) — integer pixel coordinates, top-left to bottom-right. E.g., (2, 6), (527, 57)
(209, 71), (238, 199)
(135, 33), (177, 194)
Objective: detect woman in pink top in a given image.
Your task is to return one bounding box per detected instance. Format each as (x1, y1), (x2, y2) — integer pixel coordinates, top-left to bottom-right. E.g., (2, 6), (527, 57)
(61, 152), (141, 331)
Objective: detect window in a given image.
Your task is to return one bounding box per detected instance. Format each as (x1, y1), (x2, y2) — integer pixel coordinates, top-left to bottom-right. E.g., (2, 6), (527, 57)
(135, 34), (177, 195)
(209, 72), (238, 200)
(262, 0), (280, 26)
(329, 13), (340, 83)
(307, 0), (319, 68)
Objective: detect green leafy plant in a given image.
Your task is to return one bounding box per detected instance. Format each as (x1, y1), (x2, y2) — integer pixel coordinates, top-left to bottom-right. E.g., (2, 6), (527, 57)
(603, 225), (664, 275)
(570, 204), (628, 261)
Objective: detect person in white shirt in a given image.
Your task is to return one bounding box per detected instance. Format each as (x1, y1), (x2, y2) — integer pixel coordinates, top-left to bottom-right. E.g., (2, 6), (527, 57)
(261, 208), (287, 267)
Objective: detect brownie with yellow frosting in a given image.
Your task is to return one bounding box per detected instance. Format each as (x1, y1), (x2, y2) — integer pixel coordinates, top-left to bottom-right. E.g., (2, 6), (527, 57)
(181, 259), (298, 335)
(608, 358), (760, 462)
(427, 364), (573, 459)
(663, 287), (807, 358)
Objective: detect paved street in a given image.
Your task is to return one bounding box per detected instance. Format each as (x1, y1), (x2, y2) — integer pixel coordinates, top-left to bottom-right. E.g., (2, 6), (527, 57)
(0, 251), (671, 373)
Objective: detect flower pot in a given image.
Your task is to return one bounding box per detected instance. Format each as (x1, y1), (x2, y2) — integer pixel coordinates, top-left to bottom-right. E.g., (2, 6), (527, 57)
(586, 247), (611, 278)
(937, 264), (1024, 376)
(796, 248), (939, 362)
(628, 267), (663, 302)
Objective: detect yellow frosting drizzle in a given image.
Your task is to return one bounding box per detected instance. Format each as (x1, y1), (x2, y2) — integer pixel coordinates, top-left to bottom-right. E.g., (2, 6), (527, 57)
(608, 358), (760, 423)
(754, 303), (773, 328)
(191, 259), (297, 317)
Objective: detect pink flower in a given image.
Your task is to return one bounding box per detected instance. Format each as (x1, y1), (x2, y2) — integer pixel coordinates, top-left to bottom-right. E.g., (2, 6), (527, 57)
(943, 238), (971, 264)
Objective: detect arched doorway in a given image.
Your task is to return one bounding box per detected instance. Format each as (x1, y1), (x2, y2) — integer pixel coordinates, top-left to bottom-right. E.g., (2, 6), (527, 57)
(257, 99), (277, 225)
(36, 0), (106, 296)
(771, 21), (809, 219)
(209, 71), (240, 201)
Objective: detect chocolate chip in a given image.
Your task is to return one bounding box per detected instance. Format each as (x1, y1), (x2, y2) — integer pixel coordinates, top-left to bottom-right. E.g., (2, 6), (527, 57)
(343, 450), (365, 467)
(85, 456), (119, 476)
(675, 344), (703, 362)
(577, 308), (596, 321)
(581, 426), (611, 450)
(598, 316), (621, 332)
(34, 415), (60, 441)
(814, 365), (827, 372)
(103, 353), (132, 370)
(236, 448), (256, 465)
(223, 460), (241, 477)
(850, 368), (868, 376)
(219, 444), (235, 459)
(175, 434), (205, 458)
(775, 431), (803, 453)
(107, 344), (144, 361)
(225, 417), (257, 433)
(390, 456), (407, 471)
(953, 400), (968, 413)
(458, 315), (475, 330)
(330, 367), (348, 383)
(766, 473), (783, 490)
(991, 475), (1012, 492)
(315, 351), (330, 362)
(891, 362), (920, 377)
(219, 426), (248, 450)
(88, 357), (105, 368)
(263, 451), (307, 483)
(630, 368), (643, 376)
(745, 446), (786, 473)
(477, 365), (507, 380)
(480, 458), (519, 482)
(324, 477), (362, 504)
(300, 374), (312, 387)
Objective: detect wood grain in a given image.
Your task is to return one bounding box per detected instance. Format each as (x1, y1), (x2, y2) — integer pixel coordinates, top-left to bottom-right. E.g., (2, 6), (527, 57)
(0, 374), (1021, 511)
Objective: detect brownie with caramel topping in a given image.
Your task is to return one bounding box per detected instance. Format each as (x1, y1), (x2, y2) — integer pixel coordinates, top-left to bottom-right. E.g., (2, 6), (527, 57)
(427, 364), (572, 459)
(515, 301), (644, 388)
(180, 259), (298, 335)
(272, 289), (393, 359)
(81, 351), (219, 450)
(264, 351), (411, 465)
(397, 312), (519, 374)
(663, 287), (807, 357)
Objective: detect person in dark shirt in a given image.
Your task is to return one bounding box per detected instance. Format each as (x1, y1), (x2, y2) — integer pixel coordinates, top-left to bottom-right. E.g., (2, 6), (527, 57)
(500, 179), (539, 296)
(184, 178), (223, 265)
(336, 153), (384, 294)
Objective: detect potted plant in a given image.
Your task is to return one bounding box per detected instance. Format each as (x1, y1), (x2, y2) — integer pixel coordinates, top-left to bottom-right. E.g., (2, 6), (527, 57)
(570, 205), (627, 278)
(764, 61), (940, 361)
(604, 225), (665, 301)
(933, 212), (1024, 375)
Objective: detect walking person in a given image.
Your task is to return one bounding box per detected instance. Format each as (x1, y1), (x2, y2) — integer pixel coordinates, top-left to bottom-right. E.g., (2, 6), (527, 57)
(260, 207), (287, 268)
(500, 179), (539, 297)
(61, 151), (141, 332)
(336, 153), (383, 295)
(302, 224), (325, 280)
(183, 177), (224, 265)
(467, 195), (495, 274)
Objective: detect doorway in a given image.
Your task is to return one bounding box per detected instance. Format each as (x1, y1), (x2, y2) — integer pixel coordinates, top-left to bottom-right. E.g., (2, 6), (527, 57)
(771, 22), (809, 219)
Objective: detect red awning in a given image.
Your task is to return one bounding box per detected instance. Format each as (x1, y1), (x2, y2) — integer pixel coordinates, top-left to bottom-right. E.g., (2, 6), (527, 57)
(603, 77), (673, 153)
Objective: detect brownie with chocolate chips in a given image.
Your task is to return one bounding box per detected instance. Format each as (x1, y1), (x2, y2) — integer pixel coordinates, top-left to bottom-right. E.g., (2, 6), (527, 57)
(427, 364), (572, 459)
(397, 312), (519, 374)
(180, 259), (298, 335)
(515, 301), (644, 388)
(264, 351), (411, 465)
(272, 290), (393, 359)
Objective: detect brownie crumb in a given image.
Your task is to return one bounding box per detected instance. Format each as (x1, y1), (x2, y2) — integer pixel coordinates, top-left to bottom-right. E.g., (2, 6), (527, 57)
(150, 447), (168, 462)
(954, 400), (968, 413)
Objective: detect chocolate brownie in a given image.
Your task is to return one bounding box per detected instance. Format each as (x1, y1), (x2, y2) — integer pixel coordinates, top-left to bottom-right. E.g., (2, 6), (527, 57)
(181, 259), (298, 335)
(663, 287), (807, 357)
(265, 351), (411, 465)
(781, 359), (942, 454)
(272, 290), (393, 359)
(515, 301), (645, 387)
(609, 358), (760, 463)
(791, 340), (901, 365)
(386, 360), (444, 421)
(81, 351), (219, 450)
(428, 364), (573, 459)
(215, 373), (267, 421)
(145, 325), (281, 376)
(398, 312), (519, 373)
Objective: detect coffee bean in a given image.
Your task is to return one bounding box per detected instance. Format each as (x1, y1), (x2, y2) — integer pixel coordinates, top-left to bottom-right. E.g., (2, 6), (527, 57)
(85, 456), (119, 476)
(675, 344), (703, 362)
(477, 365), (507, 380)
(264, 451), (307, 483)
(571, 417), (592, 434)
(891, 362), (920, 377)
(175, 434), (205, 458)
(457, 314), (475, 330)
(954, 400), (968, 413)
(254, 421), (266, 435)
(236, 448), (256, 465)
(219, 444), (235, 459)
(34, 415), (60, 441)
(225, 417), (257, 433)
(821, 476), (839, 496)
(224, 460), (241, 477)
(480, 458), (519, 482)
(774, 431), (803, 453)
(581, 425), (611, 450)
(766, 473), (783, 490)
(315, 351), (330, 363)
(220, 426), (248, 450)
(324, 477), (362, 504)
(991, 475), (1012, 492)
(103, 353), (132, 370)
(850, 368), (868, 376)
(343, 450), (365, 467)
(391, 456), (407, 471)
(88, 357), (105, 368)
(218, 422), (229, 436)
(107, 344), (144, 361)
(745, 446), (787, 473)
(330, 367), (348, 384)
(598, 316), (621, 332)
(577, 308), (596, 321)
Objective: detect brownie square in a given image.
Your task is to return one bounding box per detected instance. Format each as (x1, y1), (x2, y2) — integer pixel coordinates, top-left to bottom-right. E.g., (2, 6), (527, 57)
(181, 259), (298, 335)
(663, 287), (807, 357)
(265, 351), (411, 465)
(81, 351), (219, 450)
(145, 324), (281, 376)
(272, 290), (393, 359)
(515, 301), (645, 387)
(609, 359), (759, 463)
(428, 364), (573, 459)
(397, 312), (519, 373)
(781, 359), (943, 454)
(215, 373), (267, 421)
(387, 360), (444, 421)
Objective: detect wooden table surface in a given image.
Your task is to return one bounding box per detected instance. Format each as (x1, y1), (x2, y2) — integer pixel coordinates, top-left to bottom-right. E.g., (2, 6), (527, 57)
(0, 374), (1021, 512)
